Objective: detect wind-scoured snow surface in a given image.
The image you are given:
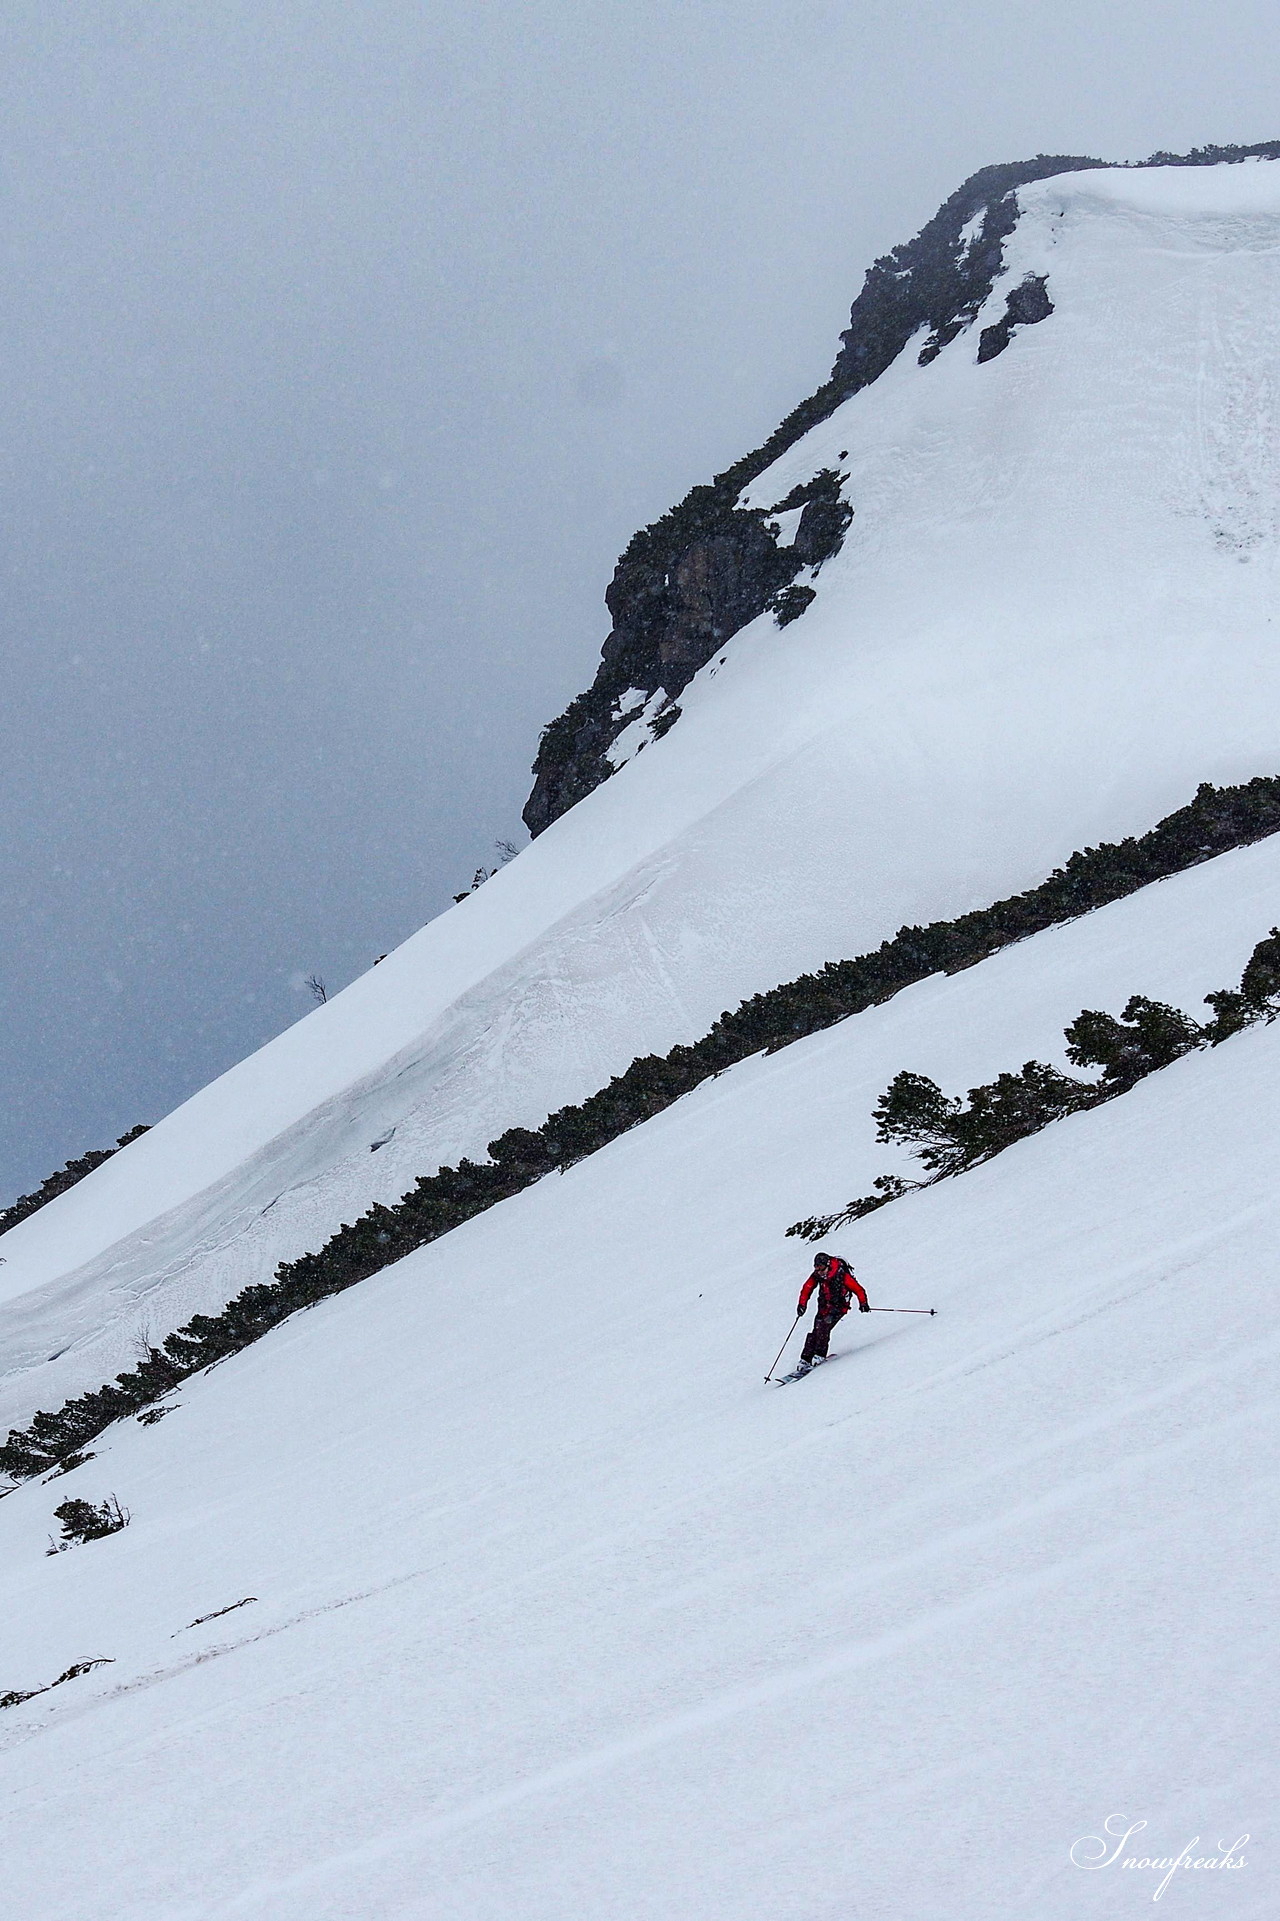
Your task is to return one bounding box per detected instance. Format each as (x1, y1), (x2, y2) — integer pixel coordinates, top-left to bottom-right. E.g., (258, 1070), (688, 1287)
(0, 847), (1274, 1918)
(5, 160), (1280, 1421)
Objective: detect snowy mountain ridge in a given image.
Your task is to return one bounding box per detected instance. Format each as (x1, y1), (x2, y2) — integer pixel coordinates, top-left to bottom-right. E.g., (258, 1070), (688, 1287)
(7, 152), (1280, 1435)
(524, 140), (1280, 833)
(3, 146), (1280, 1918)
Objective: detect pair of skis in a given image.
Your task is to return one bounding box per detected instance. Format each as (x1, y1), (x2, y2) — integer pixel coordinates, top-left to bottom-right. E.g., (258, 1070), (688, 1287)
(772, 1357), (826, 1387)
(765, 1305), (936, 1384)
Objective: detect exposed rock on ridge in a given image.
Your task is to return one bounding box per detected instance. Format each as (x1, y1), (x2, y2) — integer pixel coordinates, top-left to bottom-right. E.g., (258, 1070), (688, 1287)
(977, 273), (1054, 363)
(523, 143), (1280, 837)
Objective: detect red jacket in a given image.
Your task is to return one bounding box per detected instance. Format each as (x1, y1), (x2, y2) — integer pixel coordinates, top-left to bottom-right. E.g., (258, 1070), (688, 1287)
(798, 1257), (867, 1318)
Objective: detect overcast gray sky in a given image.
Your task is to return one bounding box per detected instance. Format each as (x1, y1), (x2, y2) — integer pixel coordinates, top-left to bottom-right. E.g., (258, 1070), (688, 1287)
(3, 0), (1279, 1200)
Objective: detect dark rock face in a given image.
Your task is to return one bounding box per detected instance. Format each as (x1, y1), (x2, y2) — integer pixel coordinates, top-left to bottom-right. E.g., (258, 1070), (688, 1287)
(521, 154), (1099, 840)
(977, 274), (1054, 363)
(603, 516), (797, 690)
(772, 583), (817, 628)
(522, 141), (1280, 838)
(793, 489), (855, 567)
(523, 469), (853, 835)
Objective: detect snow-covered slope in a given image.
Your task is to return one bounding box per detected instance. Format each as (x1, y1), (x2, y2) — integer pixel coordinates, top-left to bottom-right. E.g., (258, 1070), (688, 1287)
(6, 156), (1280, 1437)
(1, 847), (1273, 1919)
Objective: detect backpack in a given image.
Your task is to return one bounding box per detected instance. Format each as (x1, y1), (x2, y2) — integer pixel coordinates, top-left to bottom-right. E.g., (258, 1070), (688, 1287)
(823, 1256), (855, 1306)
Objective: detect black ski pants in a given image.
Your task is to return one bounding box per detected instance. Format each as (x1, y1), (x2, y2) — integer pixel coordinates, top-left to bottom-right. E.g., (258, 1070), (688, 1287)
(801, 1304), (847, 1364)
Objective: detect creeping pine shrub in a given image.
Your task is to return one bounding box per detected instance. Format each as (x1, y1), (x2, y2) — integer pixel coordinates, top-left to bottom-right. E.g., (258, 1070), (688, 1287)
(1064, 995), (1204, 1090)
(0, 1124), (149, 1240)
(46, 1495), (129, 1554)
(2, 1657), (114, 1710)
(790, 1060), (1097, 1237)
(46, 1449), (95, 1477)
(879, 1059), (1096, 1174)
(1202, 926), (1280, 1041)
(788, 931), (1280, 1240)
(787, 1173), (921, 1241)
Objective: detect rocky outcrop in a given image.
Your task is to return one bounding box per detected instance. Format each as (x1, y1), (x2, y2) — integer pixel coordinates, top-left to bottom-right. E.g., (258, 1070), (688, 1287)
(602, 517), (794, 690)
(977, 274), (1054, 363)
(524, 468), (853, 833)
(523, 142), (1280, 838)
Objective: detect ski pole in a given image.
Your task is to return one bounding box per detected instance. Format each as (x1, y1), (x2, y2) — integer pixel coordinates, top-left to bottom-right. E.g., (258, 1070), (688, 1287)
(869, 1306), (936, 1315)
(765, 1313), (803, 1380)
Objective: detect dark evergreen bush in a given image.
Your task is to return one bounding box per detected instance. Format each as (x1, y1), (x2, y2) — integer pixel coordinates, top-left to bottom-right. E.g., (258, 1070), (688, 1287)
(789, 924), (1280, 1240)
(950, 1060), (1095, 1164)
(0, 1125), (149, 1240)
(46, 1494), (129, 1552)
(1204, 926), (1280, 1040)
(1239, 926), (1280, 1005)
(46, 1449), (95, 1477)
(1065, 996), (1204, 1090)
(871, 1059), (1094, 1179)
(871, 1071), (966, 1174)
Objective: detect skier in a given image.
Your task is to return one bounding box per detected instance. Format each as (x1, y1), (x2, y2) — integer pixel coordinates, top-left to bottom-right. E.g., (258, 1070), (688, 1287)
(795, 1251), (868, 1372)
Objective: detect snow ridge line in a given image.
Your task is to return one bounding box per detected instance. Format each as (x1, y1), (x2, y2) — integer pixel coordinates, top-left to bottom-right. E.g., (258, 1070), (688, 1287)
(4, 774), (1280, 1479)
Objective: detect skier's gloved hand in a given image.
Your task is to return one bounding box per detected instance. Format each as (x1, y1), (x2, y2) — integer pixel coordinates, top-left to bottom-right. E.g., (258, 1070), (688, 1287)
(859, 1301), (871, 1313)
